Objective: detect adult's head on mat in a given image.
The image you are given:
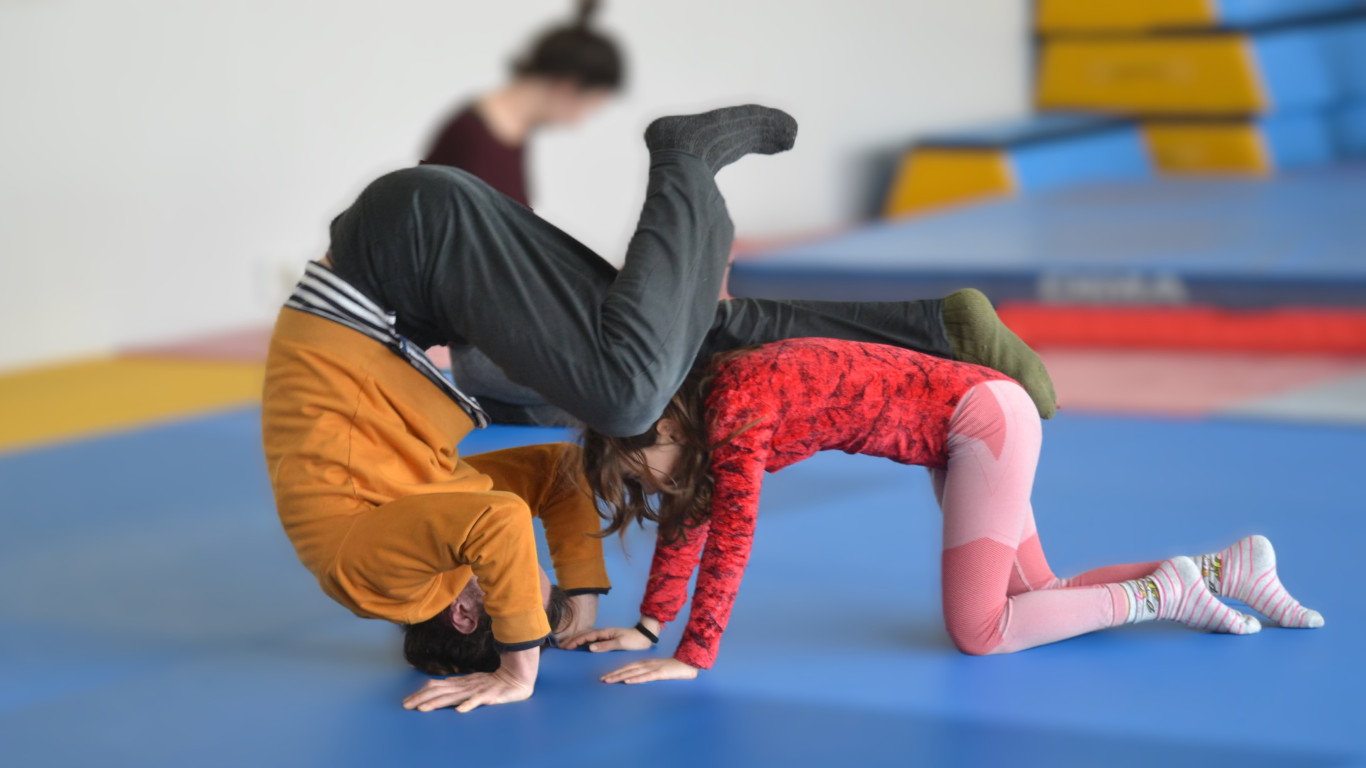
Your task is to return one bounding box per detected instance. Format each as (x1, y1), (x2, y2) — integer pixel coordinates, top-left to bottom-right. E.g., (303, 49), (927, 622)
(403, 568), (575, 676)
(506, 0), (623, 128)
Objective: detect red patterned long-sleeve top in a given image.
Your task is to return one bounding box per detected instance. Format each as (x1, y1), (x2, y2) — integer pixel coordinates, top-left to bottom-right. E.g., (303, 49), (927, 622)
(640, 337), (1010, 669)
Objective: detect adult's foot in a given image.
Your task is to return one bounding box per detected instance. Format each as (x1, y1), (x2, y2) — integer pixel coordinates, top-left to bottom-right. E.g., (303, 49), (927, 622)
(942, 288), (1057, 419)
(645, 105), (798, 174)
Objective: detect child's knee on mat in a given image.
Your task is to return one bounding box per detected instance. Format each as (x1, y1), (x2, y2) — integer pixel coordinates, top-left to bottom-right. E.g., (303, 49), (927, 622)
(944, 605), (1009, 656)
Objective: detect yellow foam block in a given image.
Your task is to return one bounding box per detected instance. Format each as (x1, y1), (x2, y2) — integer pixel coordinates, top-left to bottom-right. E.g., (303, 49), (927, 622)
(1037, 37), (1263, 114)
(0, 357), (264, 453)
(883, 148), (1013, 219)
(1145, 123), (1270, 173)
(1037, 0), (1214, 33)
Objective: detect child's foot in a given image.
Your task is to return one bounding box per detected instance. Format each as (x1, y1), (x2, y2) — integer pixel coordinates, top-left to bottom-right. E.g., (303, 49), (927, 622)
(1198, 535), (1323, 628)
(1119, 556), (1261, 634)
(941, 289), (1057, 419)
(645, 105), (798, 174)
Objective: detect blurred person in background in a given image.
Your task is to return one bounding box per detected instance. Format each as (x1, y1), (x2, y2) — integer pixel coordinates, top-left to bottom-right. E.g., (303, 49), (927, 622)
(422, 0), (622, 209)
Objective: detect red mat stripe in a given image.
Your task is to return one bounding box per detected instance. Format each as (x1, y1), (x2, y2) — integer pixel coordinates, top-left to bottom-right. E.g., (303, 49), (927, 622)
(998, 304), (1366, 354)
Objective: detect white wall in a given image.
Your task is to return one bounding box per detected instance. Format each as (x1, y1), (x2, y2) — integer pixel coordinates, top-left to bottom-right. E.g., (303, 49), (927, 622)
(0, 0), (1029, 371)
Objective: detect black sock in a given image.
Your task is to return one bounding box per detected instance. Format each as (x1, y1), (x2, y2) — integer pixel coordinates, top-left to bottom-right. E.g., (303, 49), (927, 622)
(644, 105), (798, 174)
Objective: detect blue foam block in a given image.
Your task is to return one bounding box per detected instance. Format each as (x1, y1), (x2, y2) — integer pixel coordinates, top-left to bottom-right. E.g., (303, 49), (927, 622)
(1317, 17), (1366, 99)
(1253, 26), (1340, 111)
(1217, 0), (1364, 28)
(1011, 124), (1154, 191)
(918, 112), (1154, 193)
(1261, 110), (1338, 168)
(1332, 101), (1366, 157)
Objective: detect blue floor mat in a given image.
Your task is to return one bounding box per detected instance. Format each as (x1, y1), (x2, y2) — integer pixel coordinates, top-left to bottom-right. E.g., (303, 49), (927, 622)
(1, 409), (1361, 767)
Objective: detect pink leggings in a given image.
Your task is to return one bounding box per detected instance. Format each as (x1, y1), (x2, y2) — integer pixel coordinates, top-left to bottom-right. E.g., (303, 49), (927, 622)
(932, 380), (1158, 655)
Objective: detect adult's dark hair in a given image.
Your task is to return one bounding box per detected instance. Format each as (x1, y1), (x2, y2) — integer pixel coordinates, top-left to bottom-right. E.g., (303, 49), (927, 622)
(403, 585), (573, 676)
(580, 349), (761, 545)
(513, 0), (624, 91)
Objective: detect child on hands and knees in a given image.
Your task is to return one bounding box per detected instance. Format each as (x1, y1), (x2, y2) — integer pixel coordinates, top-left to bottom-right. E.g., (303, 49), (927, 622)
(563, 339), (1323, 683)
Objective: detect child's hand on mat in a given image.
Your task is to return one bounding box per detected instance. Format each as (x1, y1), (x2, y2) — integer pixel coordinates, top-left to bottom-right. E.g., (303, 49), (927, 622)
(555, 593), (599, 644)
(402, 647), (538, 713)
(600, 657), (698, 684)
(561, 626), (652, 653)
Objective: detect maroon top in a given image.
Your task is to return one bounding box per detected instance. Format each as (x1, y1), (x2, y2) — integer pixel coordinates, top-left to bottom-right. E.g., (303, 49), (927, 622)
(422, 105), (529, 207)
(639, 338), (1009, 669)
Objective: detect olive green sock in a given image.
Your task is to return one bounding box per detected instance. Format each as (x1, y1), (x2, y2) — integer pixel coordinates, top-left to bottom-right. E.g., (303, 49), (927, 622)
(941, 289), (1057, 419)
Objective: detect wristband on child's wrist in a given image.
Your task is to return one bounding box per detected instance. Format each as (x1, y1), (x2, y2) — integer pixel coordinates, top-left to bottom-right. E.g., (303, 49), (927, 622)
(633, 621), (659, 644)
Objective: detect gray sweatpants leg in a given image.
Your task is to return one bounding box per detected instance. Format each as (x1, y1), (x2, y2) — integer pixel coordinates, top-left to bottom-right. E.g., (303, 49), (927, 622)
(332, 152), (733, 437)
(701, 297), (950, 361)
(449, 296), (953, 429)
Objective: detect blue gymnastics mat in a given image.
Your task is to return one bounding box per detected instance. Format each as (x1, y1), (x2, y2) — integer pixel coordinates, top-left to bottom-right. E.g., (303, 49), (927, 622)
(731, 164), (1366, 308)
(1, 410), (1362, 767)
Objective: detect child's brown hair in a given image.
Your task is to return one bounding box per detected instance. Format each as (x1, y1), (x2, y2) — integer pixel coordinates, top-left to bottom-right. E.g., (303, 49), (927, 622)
(580, 349), (758, 544)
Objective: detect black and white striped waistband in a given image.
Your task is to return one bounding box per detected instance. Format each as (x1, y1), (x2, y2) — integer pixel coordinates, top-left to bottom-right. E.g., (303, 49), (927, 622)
(284, 262), (489, 428)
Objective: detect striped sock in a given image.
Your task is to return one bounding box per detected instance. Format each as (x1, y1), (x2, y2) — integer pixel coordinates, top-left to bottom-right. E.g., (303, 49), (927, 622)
(1199, 535), (1324, 629)
(1118, 556), (1261, 634)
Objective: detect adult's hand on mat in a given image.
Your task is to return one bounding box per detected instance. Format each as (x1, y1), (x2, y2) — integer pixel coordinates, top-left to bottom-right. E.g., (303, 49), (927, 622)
(561, 626), (652, 653)
(555, 593), (599, 644)
(600, 657), (698, 685)
(402, 647), (538, 713)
